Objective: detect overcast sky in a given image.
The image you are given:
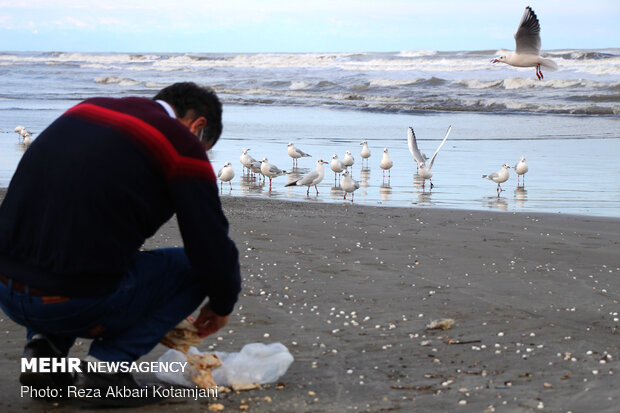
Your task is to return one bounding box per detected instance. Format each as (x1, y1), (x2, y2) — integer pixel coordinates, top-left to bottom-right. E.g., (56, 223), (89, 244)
(1, 0), (618, 53)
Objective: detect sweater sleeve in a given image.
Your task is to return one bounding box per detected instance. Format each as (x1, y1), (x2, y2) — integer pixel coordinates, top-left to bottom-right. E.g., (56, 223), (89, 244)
(171, 176), (241, 316)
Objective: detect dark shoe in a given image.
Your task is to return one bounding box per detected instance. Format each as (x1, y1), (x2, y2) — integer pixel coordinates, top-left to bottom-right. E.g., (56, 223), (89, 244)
(72, 371), (167, 407)
(19, 334), (73, 393)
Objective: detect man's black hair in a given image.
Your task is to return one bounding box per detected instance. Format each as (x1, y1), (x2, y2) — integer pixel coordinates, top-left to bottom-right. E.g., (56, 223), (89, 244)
(153, 82), (223, 145)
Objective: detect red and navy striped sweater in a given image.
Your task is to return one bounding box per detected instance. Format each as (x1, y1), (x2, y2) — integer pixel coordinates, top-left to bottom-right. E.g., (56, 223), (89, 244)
(0, 97), (240, 316)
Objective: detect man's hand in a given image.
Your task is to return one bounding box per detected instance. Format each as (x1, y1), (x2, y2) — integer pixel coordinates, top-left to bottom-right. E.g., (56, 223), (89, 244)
(193, 304), (229, 338)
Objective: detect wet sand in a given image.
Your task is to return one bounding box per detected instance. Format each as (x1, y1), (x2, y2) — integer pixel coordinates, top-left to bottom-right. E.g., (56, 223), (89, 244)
(1, 193), (619, 412)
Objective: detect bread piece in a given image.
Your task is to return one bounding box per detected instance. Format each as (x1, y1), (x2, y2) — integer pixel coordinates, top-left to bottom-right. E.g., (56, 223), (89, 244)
(161, 319), (202, 351)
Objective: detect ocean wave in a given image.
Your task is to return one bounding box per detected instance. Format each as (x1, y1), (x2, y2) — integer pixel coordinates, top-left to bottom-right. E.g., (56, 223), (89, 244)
(368, 78), (427, 87)
(397, 50), (438, 58)
(94, 76), (142, 86)
(546, 50), (618, 60)
(452, 79), (503, 89)
(144, 81), (168, 89)
(498, 78), (615, 90)
(216, 86), (619, 116)
(289, 81), (313, 90)
(316, 80), (338, 88)
(1, 49), (618, 72)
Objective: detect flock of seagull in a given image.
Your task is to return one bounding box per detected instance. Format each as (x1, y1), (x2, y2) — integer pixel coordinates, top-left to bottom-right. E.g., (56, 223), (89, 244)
(12, 122), (528, 201)
(12, 6), (546, 203)
(219, 4), (549, 201)
(218, 125), (530, 201)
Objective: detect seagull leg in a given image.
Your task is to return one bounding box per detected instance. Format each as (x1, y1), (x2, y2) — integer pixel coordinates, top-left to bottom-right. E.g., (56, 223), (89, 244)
(269, 177), (273, 191)
(307, 186), (310, 196)
(220, 181), (223, 192)
(497, 183), (504, 196)
(343, 193), (347, 200)
(315, 185), (319, 195)
(536, 64), (543, 80)
(229, 181), (232, 190)
(430, 180), (434, 189)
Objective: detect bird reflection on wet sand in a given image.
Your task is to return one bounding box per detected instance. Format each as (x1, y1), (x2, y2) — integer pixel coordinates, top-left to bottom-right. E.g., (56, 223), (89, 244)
(485, 196), (508, 211)
(379, 184), (392, 202)
(515, 187), (528, 209)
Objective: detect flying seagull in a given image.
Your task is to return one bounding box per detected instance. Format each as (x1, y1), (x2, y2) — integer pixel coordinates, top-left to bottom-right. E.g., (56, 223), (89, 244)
(491, 6), (557, 80)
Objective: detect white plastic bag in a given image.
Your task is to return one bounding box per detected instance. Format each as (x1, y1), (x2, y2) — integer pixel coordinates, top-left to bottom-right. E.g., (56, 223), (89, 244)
(155, 346), (203, 387)
(155, 342), (294, 388)
(212, 342), (294, 386)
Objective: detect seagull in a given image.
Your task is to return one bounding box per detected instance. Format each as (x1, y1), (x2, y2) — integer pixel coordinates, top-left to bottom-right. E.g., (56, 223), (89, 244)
(514, 157), (529, 186)
(285, 158), (328, 195)
(340, 170), (360, 201)
(379, 148), (393, 180)
(491, 6), (558, 80)
(240, 148), (258, 175)
(407, 125), (451, 189)
(217, 162), (235, 191)
(287, 142), (312, 167)
(483, 163), (511, 196)
(249, 159), (263, 181)
(343, 150), (355, 170)
(360, 141), (371, 168)
(330, 154), (346, 186)
(261, 157), (287, 191)
(14, 125), (32, 141)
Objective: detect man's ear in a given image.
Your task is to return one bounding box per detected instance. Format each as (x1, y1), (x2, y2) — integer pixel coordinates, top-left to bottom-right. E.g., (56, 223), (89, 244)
(190, 116), (207, 136)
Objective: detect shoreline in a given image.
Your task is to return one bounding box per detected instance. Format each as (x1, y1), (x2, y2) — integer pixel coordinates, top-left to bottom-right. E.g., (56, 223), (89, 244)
(1, 194), (619, 412)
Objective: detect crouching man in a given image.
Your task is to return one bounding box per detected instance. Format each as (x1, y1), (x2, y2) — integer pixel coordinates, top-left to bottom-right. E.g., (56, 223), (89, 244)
(0, 82), (241, 406)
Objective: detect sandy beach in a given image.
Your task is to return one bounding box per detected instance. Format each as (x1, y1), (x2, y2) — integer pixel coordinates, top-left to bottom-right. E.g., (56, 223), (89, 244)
(1, 191), (619, 412)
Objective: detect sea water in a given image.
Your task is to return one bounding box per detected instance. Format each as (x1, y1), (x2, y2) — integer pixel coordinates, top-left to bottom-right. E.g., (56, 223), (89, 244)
(0, 50), (618, 216)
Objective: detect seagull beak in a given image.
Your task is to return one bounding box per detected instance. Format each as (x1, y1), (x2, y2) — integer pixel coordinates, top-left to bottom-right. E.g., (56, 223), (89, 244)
(491, 58), (499, 64)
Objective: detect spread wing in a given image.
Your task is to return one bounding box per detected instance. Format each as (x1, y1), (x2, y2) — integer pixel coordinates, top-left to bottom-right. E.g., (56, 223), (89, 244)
(407, 127), (427, 164)
(514, 6), (541, 55)
(428, 125), (452, 170)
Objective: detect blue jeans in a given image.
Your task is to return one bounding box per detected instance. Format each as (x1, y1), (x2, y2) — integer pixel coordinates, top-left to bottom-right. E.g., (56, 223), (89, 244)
(0, 248), (209, 362)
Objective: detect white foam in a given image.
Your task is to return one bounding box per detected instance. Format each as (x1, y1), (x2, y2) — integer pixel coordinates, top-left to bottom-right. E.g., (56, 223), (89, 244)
(369, 78), (426, 87)
(452, 79), (503, 89)
(397, 50), (437, 58)
(289, 81), (312, 90)
(94, 76), (142, 86)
